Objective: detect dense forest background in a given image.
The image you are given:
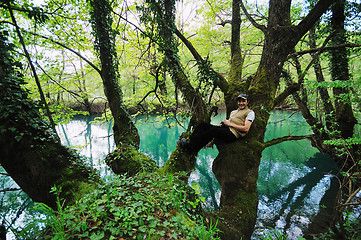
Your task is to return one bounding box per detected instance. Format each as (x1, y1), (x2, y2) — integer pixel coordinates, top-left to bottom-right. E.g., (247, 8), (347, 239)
(1, 0), (361, 239)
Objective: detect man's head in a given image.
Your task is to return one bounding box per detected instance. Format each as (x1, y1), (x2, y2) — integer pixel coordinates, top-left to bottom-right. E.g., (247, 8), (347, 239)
(236, 93), (249, 109)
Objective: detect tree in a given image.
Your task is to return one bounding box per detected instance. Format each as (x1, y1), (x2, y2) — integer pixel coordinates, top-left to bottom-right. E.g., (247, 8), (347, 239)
(329, 0), (357, 139)
(137, 0), (336, 238)
(87, 0), (158, 175)
(281, 0), (361, 236)
(0, 28), (100, 209)
(2, 0), (354, 238)
(87, 0), (139, 148)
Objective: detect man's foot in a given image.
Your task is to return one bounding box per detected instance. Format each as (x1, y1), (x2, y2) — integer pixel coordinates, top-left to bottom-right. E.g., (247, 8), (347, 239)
(177, 138), (190, 148)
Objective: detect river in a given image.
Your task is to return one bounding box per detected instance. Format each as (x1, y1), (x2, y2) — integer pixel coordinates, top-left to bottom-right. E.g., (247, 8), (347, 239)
(1, 110), (339, 239)
(56, 110), (339, 239)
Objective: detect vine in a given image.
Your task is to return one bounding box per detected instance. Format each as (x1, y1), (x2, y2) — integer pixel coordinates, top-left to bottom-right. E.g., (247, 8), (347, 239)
(0, 29), (57, 143)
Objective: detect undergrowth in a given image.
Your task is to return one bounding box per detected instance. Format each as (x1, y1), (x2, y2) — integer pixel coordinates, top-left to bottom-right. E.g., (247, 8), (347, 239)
(22, 172), (220, 239)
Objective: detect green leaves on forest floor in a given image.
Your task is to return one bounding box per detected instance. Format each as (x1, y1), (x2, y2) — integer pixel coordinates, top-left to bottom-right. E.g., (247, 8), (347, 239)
(26, 172), (220, 240)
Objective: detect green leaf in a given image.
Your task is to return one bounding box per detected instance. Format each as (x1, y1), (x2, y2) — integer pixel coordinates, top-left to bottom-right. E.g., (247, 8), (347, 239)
(90, 231), (105, 240)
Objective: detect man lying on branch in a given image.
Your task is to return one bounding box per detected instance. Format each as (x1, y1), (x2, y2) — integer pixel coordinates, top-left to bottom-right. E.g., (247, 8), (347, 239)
(178, 93), (255, 154)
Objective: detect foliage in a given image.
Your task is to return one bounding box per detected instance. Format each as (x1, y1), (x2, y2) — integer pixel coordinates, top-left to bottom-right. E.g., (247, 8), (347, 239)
(0, 27), (58, 143)
(23, 173), (220, 240)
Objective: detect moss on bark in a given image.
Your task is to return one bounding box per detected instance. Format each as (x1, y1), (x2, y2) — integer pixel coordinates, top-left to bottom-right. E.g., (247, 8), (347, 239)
(160, 147), (197, 175)
(212, 137), (264, 239)
(105, 146), (158, 176)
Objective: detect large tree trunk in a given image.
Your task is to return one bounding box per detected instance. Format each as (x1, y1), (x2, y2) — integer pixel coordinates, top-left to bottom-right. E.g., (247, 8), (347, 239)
(0, 33), (100, 209)
(158, 0), (208, 174)
(330, 0), (357, 139)
(88, 0), (140, 148)
(210, 0), (335, 239)
(213, 134), (264, 239)
(88, 0), (158, 175)
(140, 0), (334, 238)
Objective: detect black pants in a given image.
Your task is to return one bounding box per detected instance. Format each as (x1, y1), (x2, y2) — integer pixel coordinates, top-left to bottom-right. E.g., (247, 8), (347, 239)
(189, 122), (237, 152)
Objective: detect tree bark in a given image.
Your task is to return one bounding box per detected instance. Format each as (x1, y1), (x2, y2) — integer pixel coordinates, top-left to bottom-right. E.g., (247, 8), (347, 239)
(157, 0), (208, 174)
(88, 0), (140, 148)
(330, 0), (357, 138)
(87, 0), (159, 175)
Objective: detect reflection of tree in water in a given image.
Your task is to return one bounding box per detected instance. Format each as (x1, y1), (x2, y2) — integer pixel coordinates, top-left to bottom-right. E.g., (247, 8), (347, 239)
(260, 153), (339, 235)
(196, 161), (219, 210)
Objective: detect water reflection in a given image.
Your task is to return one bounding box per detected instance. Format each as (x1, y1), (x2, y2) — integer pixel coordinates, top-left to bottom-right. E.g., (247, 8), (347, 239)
(54, 111), (340, 239)
(254, 111), (339, 239)
(56, 111), (339, 239)
(0, 111), (339, 239)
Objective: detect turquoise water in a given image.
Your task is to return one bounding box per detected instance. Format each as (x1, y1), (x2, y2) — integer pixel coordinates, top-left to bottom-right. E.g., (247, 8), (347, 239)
(1, 110), (339, 239)
(55, 110), (339, 239)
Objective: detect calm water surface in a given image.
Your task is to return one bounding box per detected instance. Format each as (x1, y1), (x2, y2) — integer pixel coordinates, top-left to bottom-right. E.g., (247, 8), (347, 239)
(55, 110), (339, 239)
(1, 110), (339, 239)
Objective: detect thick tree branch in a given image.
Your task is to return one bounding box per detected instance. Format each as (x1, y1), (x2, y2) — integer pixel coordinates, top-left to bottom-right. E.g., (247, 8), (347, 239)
(240, 0), (267, 32)
(264, 134), (313, 148)
(296, 0), (334, 39)
(273, 81), (299, 108)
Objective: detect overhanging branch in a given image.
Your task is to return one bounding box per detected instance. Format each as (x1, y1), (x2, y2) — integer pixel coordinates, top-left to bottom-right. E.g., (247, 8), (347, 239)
(264, 134), (313, 148)
(173, 28), (229, 93)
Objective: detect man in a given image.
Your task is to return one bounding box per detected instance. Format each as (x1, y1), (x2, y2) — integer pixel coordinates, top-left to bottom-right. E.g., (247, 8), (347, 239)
(178, 93), (255, 153)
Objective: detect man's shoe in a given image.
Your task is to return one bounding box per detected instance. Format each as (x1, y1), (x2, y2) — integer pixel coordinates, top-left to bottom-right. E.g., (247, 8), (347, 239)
(177, 138), (190, 148)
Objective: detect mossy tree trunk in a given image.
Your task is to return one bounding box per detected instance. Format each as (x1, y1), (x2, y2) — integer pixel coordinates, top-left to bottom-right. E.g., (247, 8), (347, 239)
(0, 33), (100, 209)
(155, 0), (209, 174)
(88, 0), (139, 148)
(329, 0), (357, 139)
(211, 0), (335, 239)
(88, 0), (159, 175)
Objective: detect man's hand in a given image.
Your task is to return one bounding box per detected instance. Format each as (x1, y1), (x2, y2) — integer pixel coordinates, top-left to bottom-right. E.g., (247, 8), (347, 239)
(222, 119), (252, 133)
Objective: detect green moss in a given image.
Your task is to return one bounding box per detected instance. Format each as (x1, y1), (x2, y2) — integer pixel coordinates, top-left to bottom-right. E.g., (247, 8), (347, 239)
(161, 147), (196, 174)
(105, 145), (158, 176)
(211, 138), (264, 239)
